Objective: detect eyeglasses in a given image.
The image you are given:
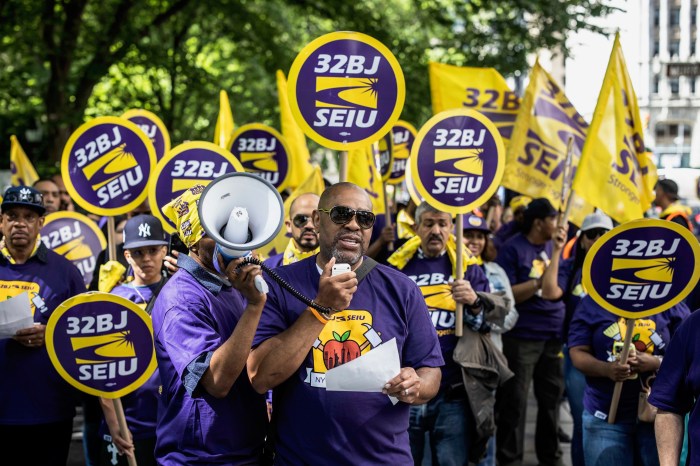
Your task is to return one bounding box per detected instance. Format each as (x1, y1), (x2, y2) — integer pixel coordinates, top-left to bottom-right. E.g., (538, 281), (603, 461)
(582, 228), (608, 240)
(292, 214), (313, 228)
(318, 206), (376, 230)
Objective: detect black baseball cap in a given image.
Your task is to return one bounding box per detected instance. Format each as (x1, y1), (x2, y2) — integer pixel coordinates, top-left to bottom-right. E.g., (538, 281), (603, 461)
(524, 198), (557, 221)
(1, 186), (46, 215)
(123, 214), (169, 250)
(656, 179), (679, 200)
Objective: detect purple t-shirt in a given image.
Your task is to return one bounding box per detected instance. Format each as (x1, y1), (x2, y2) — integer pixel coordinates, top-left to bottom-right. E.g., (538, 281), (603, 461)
(492, 220), (520, 250)
(649, 309), (700, 465)
(0, 245), (85, 424)
(253, 256), (444, 465)
(101, 282), (161, 440)
(496, 233), (565, 340)
(568, 296), (689, 423)
(557, 258), (585, 337)
(151, 256), (267, 465)
(263, 253), (283, 269)
(399, 253), (489, 389)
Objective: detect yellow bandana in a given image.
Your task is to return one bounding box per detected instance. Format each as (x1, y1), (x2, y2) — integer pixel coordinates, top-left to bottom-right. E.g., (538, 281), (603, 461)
(163, 185), (206, 249)
(396, 209), (416, 240)
(1, 234), (42, 264)
(98, 260), (127, 293)
(282, 238), (318, 265)
(387, 234), (478, 277)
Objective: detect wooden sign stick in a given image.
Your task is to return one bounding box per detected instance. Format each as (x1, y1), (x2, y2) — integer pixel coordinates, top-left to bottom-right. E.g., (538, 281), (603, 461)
(608, 318), (636, 424)
(455, 213), (464, 337)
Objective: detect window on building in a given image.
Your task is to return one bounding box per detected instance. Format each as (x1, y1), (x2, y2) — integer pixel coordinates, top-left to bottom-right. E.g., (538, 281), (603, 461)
(692, 40), (697, 56)
(654, 6), (661, 26)
(692, 78), (697, 94)
(670, 8), (681, 27)
(654, 75), (660, 94)
(654, 41), (660, 56)
(670, 40), (680, 57)
(670, 77), (680, 94)
(693, 7), (698, 26)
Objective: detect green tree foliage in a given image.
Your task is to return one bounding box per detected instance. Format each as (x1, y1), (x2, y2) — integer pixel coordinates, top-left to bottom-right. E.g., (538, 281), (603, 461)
(0, 0), (617, 173)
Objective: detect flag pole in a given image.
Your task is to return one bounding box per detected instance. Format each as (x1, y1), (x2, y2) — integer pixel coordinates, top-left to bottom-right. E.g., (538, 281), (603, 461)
(608, 318), (636, 424)
(384, 182), (394, 252)
(557, 136), (575, 227)
(455, 213), (464, 337)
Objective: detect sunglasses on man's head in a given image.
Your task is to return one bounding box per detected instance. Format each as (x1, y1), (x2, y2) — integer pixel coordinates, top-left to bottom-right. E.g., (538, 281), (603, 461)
(292, 214), (313, 228)
(582, 228), (608, 240)
(318, 206), (376, 230)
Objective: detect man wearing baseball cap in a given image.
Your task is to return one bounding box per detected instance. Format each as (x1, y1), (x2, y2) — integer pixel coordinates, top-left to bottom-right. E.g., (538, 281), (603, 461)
(495, 197), (566, 466)
(98, 214), (169, 466)
(654, 178), (693, 230)
(0, 186), (85, 465)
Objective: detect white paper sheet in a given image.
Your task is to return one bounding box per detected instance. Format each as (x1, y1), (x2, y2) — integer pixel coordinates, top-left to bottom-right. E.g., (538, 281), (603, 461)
(325, 337), (401, 404)
(0, 292), (34, 339)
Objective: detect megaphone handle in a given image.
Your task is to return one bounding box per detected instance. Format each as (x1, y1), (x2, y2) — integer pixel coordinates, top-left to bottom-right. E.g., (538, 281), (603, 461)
(254, 275), (269, 294)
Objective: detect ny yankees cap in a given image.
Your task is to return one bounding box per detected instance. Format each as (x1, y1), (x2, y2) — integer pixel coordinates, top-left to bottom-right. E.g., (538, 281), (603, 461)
(123, 214), (169, 250)
(2, 186), (46, 215)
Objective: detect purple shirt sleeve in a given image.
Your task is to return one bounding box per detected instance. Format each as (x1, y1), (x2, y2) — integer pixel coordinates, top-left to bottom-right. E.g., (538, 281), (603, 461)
(568, 297), (593, 348)
(159, 303), (222, 394)
(648, 312), (696, 415)
(495, 242), (518, 285)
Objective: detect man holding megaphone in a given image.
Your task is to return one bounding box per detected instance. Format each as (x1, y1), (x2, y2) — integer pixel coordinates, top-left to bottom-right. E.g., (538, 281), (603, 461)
(249, 182), (443, 464)
(149, 185), (269, 465)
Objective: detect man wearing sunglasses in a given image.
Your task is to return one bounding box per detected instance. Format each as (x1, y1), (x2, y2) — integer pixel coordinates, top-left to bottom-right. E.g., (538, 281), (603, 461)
(0, 186), (86, 466)
(250, 182), (443, 464)
(264, 193), (320, 269)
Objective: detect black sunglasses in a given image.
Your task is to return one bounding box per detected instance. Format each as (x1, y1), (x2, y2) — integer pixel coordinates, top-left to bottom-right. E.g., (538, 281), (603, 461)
(318, 206), (376, 230)
(292, 214), (313, 228)
(583, 228), (608, 240)
(4, 190), (43, 205)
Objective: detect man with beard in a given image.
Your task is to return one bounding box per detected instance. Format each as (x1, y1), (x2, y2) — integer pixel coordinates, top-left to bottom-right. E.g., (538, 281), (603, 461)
(264, 193), (320, 268)
(0, 186), (85, 465)
(495, 198), (566, 466)
(249, 182), (443, 464)
(387, 202), (490, 464)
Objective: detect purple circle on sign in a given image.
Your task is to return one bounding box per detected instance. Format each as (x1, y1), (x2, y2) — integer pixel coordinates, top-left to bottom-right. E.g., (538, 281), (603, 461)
(390, 125), (415, 182)
(229, 128), (289, 190)
(40, 215), (105, 287)
(126, 115), (167, 161)
(588, 226), (696, 314)
(66, 123), (152, 211)
(153, 147), (239, 232)
(295, 39), (399, 145)
(415, 115), (500, 209)
(51, 300), (153, 394)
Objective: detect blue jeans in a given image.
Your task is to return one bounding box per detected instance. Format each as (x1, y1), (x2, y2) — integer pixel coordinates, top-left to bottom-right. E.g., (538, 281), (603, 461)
(564, 347), (585, 466)
(409, 390), (472, 466)
(477, 436), (496, 466)
(582, 410), (659, 466)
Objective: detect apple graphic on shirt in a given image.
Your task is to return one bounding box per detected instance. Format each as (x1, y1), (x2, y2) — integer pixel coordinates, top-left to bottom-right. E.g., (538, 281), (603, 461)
(324, 330), (361, 369)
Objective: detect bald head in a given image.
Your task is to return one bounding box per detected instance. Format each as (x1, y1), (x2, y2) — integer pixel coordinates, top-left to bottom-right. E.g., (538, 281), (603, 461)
(286, 192), (321, 252)
(289, 193), (320, 218)
(319, 182), (371, 211)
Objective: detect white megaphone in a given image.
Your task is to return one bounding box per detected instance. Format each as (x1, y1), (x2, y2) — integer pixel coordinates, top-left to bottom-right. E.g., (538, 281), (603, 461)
(198, 172), (284, 294)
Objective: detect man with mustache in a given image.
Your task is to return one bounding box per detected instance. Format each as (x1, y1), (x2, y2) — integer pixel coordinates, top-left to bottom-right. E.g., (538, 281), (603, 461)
(387, 201), (490, 465)
(0, 186), (85, 466)
(250, 182), (443, 464)
(264, 193), (320, 268)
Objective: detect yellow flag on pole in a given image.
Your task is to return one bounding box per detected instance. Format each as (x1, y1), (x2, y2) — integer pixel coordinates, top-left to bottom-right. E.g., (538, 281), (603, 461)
(347, 144), (385, 214)
(213, 90), (235, 148)
(572, 34), (657, 223)
(428, 62), (520, 146)
(256, 165), (325, 259)
(503, 60), (593, 226)
(10, 135), (39, 187)
(277, 70), (314, 190)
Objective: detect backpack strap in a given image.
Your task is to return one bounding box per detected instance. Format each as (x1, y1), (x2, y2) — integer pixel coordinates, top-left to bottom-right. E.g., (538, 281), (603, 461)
(145, 273), (170, 315)
(355, 257), (378, 283)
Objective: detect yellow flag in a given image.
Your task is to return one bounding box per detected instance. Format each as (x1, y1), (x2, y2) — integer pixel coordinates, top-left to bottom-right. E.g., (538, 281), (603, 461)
(256, 165), (325, 259)
(503, 61), (593, 226)
(428, 62), (520, 146)
(213, 90), (235, 148)
(572, 34), (657, 223)
(10, 135), (39, 187)
(347, 144), (385, 214)
(277, 70), (314, 190)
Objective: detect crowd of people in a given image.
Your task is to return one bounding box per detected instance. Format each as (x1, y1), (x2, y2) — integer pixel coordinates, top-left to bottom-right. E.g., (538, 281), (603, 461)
(0, 172), (699, 466)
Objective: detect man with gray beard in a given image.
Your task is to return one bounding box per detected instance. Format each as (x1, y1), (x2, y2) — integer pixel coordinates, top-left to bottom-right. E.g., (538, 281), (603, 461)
(249, 182), (443, 465)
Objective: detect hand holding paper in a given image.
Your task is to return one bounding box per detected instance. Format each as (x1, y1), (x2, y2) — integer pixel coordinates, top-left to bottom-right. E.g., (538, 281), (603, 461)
(325, 337), (401, 403)
(0, 293), (34, 340)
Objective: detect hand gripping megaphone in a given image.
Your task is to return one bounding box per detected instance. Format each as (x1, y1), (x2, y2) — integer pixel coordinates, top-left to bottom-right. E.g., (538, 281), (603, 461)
(198, 172), (284, 293)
